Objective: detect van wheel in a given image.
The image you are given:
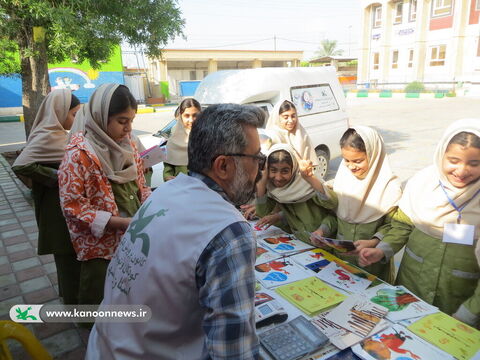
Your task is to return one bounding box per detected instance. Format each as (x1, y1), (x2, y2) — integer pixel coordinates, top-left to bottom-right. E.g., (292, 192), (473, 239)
(315, 149), (330, 179)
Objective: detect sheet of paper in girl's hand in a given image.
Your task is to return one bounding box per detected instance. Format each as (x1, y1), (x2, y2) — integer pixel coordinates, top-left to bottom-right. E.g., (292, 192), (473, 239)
(324, 295), (388, 338)
(255, 244), (282, 265)
(351, 324), (455, 360)
(408, 312), (480, 360)
(257, 233), (313, 255)
(290, 248), (335, 273)
(312, 311), (389, 350)
(316, 261), (372, 293)
(255, 258), (310, 289)
(364, 284), (439, 322)
(275, 277), (346, 316)
(140, 145), (167, 168)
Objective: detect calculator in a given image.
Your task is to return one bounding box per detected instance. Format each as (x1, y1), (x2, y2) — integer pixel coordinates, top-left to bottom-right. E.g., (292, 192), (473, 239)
(260, 315), (329, 360)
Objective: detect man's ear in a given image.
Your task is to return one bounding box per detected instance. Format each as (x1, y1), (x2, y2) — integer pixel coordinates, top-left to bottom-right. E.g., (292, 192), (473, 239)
(211, 155), (234, 181)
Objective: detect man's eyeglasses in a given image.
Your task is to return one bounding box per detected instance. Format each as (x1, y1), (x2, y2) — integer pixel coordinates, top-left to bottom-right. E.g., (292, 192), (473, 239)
(221, 153), (266, 170)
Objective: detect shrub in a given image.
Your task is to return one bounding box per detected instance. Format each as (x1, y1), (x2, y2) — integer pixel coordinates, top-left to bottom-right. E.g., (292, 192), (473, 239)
(405, 81), (425, 93)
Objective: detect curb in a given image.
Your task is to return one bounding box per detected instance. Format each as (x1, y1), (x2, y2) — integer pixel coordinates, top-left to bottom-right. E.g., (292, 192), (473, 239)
(346, 91), (456, 99)
(0, 115), (24, 123)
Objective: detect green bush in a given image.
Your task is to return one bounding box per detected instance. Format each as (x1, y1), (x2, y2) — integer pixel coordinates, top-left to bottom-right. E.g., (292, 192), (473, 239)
(404, 81), (425, 93)
(446, 91), (456, 97)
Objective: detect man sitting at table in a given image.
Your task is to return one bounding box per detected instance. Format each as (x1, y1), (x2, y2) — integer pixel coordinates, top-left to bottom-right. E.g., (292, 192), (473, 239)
(86, 104), (266, 359)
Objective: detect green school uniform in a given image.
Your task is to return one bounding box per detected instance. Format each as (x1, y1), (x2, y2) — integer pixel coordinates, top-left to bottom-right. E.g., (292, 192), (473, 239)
(377, 208), (480, 323)
(256, 194), (337, 245)
(317, 189), (396, 283)
(163, 162), (188, 181)
(12, 162), (81, 304)
(79, 180), (143, 308)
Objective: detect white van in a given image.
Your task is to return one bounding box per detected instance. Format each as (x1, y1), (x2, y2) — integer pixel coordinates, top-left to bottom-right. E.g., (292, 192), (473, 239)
(145, 66), (349, 187)
(194, 66), (349, 177)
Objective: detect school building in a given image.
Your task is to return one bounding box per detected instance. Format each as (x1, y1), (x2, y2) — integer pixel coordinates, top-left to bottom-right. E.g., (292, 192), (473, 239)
(141, 49), (304, 100)
(358, 0), (480, 93)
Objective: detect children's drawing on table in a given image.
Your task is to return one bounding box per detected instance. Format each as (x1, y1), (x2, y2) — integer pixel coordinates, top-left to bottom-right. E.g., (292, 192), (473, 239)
(317, 262), (372, 293)
(255, 259), (292, 275)
(255, 292), (274, 306)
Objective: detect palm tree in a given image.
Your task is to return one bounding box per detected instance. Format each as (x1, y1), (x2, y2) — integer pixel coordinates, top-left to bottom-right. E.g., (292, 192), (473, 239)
(315, 39), (344, 58)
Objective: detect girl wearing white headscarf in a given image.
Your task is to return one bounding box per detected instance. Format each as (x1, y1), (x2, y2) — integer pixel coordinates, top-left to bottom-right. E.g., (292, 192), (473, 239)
(163, 98), (201, 181)
(360, 119), (480, 326)
(59, 84), (151, 307)
(266, 99), (319, 166)
(12, 89), (81, 305)
(255, 144), (336, 244)
(305, 126), (402, 282)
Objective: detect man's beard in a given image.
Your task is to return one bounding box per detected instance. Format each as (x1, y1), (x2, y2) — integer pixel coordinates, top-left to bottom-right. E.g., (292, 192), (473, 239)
(229, 159), (261, 206)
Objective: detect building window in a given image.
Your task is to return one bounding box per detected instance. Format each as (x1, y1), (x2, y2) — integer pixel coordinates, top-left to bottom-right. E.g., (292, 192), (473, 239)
(432, 0), (452, 17)
(373, 52), (380, 70)
(373, 6), (382, 28)
(394, 2), (403, 24)
(392, 50), (399, 68)
(408, 49), (414, 67)
(190, 70), (197, 80)
(430, 45), (446, 66)
(409, 0), (417, 21)
(477, 0), (480, 10)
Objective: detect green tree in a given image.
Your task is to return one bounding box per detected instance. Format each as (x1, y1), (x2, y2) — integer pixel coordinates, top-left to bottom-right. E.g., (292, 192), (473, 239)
(315, 39), (344, 58)
(0, 0), (184, 137)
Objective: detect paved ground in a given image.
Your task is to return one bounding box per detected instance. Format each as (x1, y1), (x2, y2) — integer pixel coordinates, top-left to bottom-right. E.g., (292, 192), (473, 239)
(1, 96), (479, 357)
(0, 156), (90, 359)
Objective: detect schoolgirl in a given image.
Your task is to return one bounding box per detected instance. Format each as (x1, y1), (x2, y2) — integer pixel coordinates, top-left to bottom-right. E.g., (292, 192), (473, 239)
(266, 99), (319, 166)
(305, 126), (402, 282)
(13, 89), (81, 304)
(59, 84), (151, 306)
(360, 119), (480, 325)
(163, 98), (201, 181)
(255, 143), (336, 244)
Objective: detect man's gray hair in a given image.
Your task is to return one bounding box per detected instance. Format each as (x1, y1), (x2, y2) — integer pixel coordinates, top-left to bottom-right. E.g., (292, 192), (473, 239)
(188, 103), (266, 173)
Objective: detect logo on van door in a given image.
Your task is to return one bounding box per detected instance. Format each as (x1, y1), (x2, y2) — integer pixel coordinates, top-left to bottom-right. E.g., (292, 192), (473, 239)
(301, 91), (314, 111)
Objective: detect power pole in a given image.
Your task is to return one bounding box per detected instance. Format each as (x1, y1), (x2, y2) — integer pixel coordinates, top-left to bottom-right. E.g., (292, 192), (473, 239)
(274, 35), (277, 51)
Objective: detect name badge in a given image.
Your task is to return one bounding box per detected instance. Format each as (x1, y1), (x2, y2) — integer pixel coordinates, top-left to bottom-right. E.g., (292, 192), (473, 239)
(443, 223), (475, 245)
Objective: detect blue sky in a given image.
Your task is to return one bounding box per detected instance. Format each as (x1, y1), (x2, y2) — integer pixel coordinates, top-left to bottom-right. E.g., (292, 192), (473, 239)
(124, 0), (362, 66)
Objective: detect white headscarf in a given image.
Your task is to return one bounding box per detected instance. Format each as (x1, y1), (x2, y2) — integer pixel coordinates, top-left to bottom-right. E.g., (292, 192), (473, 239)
(399, 119), (480, 238)
(266, 143), (318, 204)
(13, 89), (73, 167)
(266, 99), (319, 166)
(79, 83), (137, 184)
(166, 112), (190, 166)
(334, 126), (402, 224)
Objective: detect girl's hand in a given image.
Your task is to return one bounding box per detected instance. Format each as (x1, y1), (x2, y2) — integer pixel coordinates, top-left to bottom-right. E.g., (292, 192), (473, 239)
(107, 216), (132, 231)
(344, 239), (380, 256)
(256, 213), (281, 229)
(240, 204), (257, 220)
(358, 248), (385, 267)
(310, 228), (329, 249)
(299, 159), (314, 178)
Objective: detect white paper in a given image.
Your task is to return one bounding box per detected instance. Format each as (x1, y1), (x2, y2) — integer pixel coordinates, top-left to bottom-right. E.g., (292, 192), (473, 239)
(443, 223), (475, 245)
(140, 145), (167, 168)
